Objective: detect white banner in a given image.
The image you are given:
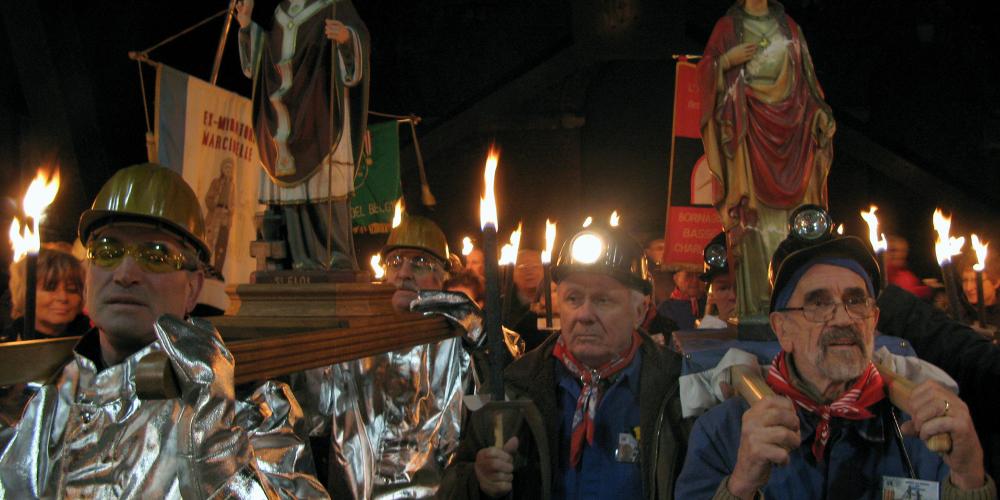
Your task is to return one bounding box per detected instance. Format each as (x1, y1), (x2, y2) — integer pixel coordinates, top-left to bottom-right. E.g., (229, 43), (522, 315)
(155, 64), (262, 290)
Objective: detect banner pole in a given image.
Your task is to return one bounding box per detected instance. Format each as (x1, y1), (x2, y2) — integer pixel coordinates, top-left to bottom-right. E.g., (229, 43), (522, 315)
(210, 0), (238, 85)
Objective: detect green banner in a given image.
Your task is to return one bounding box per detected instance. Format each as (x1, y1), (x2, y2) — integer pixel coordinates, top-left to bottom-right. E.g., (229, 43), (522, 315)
(351, 121), (401, 234)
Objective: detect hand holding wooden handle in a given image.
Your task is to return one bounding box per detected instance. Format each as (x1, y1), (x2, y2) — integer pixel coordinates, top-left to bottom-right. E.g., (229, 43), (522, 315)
(873, 361), (952, 454)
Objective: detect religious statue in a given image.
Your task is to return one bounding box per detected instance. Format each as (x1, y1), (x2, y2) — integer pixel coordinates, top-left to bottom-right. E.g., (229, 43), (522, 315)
(237, 0), (370, 270)
(698, 0), (835, 320)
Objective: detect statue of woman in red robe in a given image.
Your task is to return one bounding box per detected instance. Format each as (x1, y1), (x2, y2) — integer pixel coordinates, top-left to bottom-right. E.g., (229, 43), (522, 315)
(699, 0), (835, 320)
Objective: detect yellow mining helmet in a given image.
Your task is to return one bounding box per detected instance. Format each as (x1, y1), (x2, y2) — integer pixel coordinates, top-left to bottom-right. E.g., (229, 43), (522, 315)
(381, 214), (450, 267)
(78, 163), (210, 262)
(552, 225), (651, 294)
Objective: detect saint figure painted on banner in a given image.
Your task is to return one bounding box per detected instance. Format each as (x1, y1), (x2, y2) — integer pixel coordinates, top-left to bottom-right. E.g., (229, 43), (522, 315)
(237, 0), (370, 270)
(204, 159), (236, 272)
(698, 0), (835, 318)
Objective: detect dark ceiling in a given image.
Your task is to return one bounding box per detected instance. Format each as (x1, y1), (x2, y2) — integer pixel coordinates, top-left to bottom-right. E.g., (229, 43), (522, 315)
(1, 0), (997, 277)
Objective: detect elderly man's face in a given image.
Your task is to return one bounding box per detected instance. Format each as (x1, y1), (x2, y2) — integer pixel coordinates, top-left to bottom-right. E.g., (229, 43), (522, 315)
(770, 264), (879, 390)
(86, 224), (203, 356)
(557, 273), (646, 367)
(385, 248), (446, 312)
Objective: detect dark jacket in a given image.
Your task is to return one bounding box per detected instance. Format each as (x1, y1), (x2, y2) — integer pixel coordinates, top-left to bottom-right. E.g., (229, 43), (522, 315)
(439, 332), (690, 499)
(877, 285), (1000, 484)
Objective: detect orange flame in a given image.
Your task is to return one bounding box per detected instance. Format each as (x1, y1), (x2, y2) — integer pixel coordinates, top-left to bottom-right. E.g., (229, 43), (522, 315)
(541, 219), (557, 264)
(479, 147), (500, 230)
(836, 224), (844, 235)
(610, 210), (620, 227)
(582, 216), (593, 228)
(498, 222), (522, 265)
(461, 236), (474, 256)
(932, 209), (965, 265)
(9, 168), (60, 262)
(391, 199), (403, 228)
(370, 254), (385, 280)
(859, 205), (887, 253)
(971, 234), (989, 273)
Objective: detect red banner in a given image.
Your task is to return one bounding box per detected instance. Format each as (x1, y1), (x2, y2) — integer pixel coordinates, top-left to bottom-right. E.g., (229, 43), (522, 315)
(673, 61), (701, 139)
(664, 207), (722, 267)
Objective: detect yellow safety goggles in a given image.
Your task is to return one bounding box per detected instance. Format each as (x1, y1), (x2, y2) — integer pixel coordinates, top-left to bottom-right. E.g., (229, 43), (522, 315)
(87, 236), (198, 273)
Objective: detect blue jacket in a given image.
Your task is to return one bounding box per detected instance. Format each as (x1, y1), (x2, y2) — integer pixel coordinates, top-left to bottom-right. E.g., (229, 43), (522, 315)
(676, 397), (948, 499)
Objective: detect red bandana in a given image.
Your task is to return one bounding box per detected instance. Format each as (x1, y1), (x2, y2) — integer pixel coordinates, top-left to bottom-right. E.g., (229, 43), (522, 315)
(765, 351), (885, 462)
(552, 331), (642, 467)
(670, 288), (700, 317)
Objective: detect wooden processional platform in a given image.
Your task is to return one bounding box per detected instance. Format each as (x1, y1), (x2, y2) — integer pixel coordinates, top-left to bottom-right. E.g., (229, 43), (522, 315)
(0, 279), (455, 387)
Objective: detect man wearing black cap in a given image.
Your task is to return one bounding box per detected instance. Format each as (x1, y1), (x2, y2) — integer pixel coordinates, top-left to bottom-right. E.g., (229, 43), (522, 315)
(440, 224), (689, 499)
(677, 208), (995, 499)
(698, 232), (737, 330)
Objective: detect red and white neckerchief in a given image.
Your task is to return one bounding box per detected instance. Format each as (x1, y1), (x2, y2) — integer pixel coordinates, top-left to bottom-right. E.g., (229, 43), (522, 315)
(670, 288), (700, 317)
(552, 331), (642, 467)
(765, 351), (885, 462)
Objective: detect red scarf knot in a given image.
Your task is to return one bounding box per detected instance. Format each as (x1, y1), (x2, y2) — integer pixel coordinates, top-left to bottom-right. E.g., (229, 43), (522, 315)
(552, 331), (642, 467)
(765, 351), (885, 462)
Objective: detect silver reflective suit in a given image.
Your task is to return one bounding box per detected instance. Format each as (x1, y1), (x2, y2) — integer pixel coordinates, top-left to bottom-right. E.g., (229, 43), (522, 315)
(293, 291), (523, 499)
(0, 316), (328, 499)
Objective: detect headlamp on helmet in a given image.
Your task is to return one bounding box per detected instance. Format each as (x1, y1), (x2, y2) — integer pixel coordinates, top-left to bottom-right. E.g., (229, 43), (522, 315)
(788, 204), (834, 243)
(552, 226), (651, 294)
(700, 232), (729, 282)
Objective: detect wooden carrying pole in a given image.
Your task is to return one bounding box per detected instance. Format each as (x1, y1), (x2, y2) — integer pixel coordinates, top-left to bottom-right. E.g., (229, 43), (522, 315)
(0, 315), (454, 388)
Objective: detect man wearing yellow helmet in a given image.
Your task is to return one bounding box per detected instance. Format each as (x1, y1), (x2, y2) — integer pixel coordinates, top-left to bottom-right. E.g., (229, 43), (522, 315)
(0, 164), (326, 498)
(292, 213), (522, 498)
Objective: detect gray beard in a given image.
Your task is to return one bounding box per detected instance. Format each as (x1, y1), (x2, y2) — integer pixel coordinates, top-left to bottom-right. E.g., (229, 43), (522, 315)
(813, 326), (871, 383)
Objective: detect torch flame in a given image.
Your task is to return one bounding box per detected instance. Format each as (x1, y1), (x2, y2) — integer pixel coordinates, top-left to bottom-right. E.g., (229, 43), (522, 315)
(498, 222), (522, 265)
(9, 218), (31, 262)
(461, 236), (474, 256)
(479, 147), (500, 230)
(391, 199), (403, 228)
(932, 209), (965, 265)
(971, 234), (989, 272)
(9, 168), (61, 262)
(836, 224), (844, 235)
(859, 205), (887, 253)
(370, 254), (385, 280)
(541, 219), (557, 264)
(582, 216), (593, 228)
(610, 210), (620, 227)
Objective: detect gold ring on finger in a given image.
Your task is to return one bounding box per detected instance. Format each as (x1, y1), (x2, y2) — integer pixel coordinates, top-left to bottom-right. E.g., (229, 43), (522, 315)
(941, 399), (950, 417)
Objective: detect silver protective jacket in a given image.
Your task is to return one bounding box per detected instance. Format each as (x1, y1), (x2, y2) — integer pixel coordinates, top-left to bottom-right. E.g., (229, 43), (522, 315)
(0, 316), (327, 499)
(292, 291), (522, 499)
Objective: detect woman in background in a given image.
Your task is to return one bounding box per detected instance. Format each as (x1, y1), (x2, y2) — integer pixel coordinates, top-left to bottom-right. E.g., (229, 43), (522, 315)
(2, 242), (89, 342)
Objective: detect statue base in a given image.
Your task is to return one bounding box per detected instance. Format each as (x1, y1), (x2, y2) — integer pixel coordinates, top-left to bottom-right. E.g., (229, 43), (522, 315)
(251, 269), (371, 285)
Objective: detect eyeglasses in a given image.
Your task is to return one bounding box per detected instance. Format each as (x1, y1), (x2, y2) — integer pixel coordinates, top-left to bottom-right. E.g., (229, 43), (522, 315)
(87, 237), (197, 273)
(778, 296), (876, 323)
(385, 254), (442, 276)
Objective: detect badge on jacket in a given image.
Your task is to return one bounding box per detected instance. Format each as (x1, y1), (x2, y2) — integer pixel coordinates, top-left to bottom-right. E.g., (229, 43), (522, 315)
(882, 476), (939, 500)
(614, 428), (640, 463)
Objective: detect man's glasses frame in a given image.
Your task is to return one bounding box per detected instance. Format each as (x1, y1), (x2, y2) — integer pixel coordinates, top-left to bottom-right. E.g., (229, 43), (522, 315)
(777, 296), (877, 323)
(87, 236), (198, 273)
